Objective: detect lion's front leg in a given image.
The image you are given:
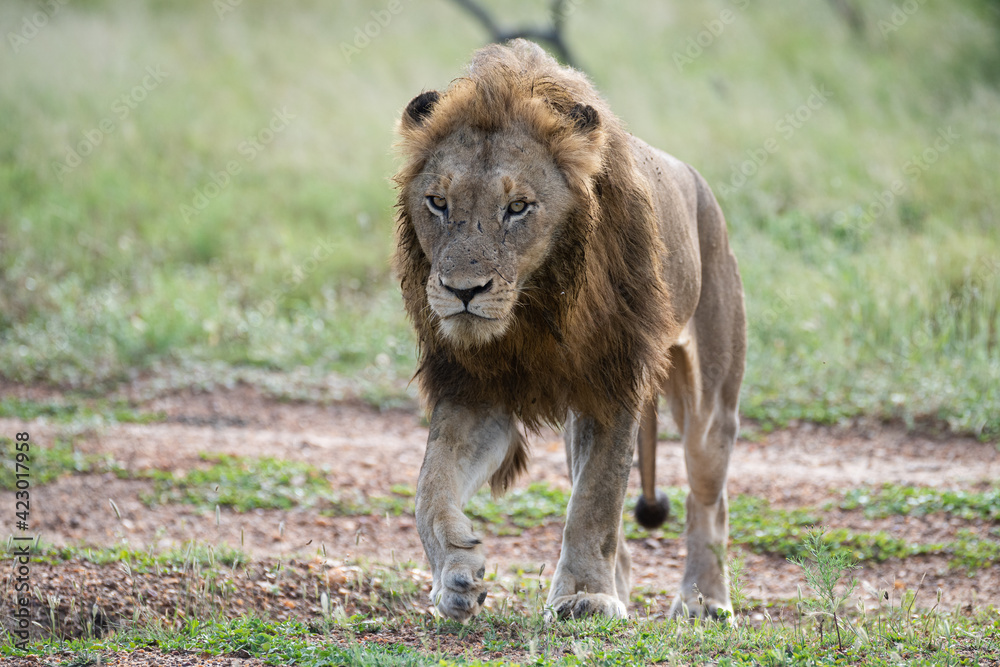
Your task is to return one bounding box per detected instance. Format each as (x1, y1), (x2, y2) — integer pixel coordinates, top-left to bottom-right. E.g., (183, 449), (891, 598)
(416, 400), (518, 622)
(547, 410), (636, 621)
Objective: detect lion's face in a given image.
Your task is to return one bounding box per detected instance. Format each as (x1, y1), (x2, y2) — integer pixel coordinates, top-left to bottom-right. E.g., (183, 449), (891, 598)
(407, 127), (577, 348)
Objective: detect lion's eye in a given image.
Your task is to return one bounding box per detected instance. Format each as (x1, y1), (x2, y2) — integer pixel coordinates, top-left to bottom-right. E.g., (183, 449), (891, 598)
(507, 201), (527, 215)
(428, 195), (447, 212)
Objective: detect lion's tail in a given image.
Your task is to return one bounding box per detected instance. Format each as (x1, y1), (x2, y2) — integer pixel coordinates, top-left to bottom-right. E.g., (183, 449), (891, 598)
(634, 397), (670, 529)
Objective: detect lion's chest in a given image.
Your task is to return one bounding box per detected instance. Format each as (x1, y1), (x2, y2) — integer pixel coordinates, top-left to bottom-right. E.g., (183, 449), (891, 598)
(427, 324), (634, 429)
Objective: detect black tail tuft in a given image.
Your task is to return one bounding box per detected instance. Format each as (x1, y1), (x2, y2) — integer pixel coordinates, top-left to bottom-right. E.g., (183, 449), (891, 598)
(634, 490), (670, 529)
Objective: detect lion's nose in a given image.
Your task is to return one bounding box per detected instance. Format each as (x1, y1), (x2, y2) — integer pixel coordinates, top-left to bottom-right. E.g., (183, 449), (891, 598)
(442, 277), (493, 308)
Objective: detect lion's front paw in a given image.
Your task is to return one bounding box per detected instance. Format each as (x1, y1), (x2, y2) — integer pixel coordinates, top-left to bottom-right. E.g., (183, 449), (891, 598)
(545, 593), (628, 621)
(431, 554), (488, 623)
(669, 592), (734, 623)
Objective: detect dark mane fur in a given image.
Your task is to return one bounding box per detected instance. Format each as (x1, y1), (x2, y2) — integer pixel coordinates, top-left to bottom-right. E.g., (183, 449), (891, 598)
(393, 40), (677, 432)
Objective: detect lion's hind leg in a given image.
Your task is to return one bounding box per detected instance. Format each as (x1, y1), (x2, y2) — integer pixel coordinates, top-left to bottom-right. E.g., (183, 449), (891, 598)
(664, 339), (739, 621)
(667, 274), (746, 621)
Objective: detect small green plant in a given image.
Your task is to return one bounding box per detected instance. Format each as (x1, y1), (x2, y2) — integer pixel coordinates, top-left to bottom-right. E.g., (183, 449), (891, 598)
(789, 529), (859, 650)
(728, 554), (747, 618)
(465, 482), (572, 535)
(0, 437), (126, 490)
(142, 453), (334, 511)
(840, 483), (1000, 521)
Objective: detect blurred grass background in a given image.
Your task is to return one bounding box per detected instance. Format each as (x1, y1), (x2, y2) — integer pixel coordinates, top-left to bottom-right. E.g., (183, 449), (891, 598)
(1, 0), (998, 437)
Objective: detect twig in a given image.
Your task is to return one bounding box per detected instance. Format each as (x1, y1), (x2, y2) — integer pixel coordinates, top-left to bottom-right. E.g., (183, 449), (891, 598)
(450, 0), (579, 68)
(826, 0), (865, 36)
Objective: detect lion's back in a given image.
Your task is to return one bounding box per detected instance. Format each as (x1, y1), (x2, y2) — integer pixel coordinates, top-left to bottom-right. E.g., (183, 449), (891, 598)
(627, 135), (705, 327)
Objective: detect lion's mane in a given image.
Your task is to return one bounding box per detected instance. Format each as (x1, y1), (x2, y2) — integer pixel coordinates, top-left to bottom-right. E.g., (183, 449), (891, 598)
(393, 41), (677, 461)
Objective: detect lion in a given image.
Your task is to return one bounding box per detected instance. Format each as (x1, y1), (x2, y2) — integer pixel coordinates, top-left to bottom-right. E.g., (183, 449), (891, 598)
(392, 39), (746, 622)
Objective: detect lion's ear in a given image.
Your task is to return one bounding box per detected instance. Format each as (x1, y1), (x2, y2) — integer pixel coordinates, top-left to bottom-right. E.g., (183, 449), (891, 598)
(568, 103), (600, 134)
(553, 103), (604, 185)
(402, 91), (441, 129)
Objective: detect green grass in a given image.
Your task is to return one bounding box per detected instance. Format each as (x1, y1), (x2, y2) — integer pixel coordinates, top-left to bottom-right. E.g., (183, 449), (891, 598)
(839, 483), (1000, 521)
(25, 542), (249, 571)
(142, 453), (336, 511)
(467, 482), (575, 536)
(0, 0), (997, 435)
(0, 436), (126, 489)
(0, 396), (165, 424)
(4, 528), (999, 664)
(5, 601), (999, 666)
(140, 452), (416, 516)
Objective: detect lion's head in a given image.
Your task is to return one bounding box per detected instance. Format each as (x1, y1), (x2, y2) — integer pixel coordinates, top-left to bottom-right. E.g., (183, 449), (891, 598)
(395, 43), (607, 349)
(393, 40), (676, 428)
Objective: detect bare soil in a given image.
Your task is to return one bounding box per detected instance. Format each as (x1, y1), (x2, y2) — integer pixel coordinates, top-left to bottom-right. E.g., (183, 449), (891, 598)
(2, 384), (999, 664)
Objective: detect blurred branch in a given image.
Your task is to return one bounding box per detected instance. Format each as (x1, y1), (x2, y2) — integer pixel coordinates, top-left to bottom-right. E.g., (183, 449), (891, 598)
(826, 0), (865, 37)
(451, 0), (579, 68)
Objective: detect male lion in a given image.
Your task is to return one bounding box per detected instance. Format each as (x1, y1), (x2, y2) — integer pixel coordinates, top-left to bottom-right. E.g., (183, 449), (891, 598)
(393, 40), (746, 622)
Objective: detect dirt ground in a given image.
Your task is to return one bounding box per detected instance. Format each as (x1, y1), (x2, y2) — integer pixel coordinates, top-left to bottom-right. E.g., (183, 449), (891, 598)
(2, 383), (999, 662)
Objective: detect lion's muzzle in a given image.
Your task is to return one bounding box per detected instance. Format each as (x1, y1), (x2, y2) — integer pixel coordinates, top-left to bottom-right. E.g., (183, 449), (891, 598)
(441, 276), (494, 310)
(427, 271), (514, 346)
